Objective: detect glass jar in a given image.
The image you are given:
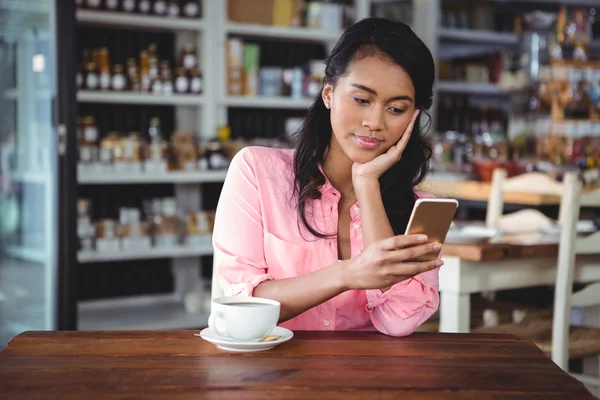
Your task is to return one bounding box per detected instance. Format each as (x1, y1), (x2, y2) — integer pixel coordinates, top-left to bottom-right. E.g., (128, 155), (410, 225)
(122, 0), (136, 12)
(174, 67), (189, 93)
(179, 44), (198, 72)
(111, 64), (126, 91)
(138, 0), (151, 14)
(84, 62), (99, 90)
(190, 68), (203, 94)
(183, 0), (200, 18)
(168, 0), (180, 17)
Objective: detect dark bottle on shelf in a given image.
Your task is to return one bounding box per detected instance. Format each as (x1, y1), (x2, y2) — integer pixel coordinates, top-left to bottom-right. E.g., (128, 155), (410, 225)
(153, 0), (168, 15)
(105, 0), (120, 11)
(140, 50), (151, 92)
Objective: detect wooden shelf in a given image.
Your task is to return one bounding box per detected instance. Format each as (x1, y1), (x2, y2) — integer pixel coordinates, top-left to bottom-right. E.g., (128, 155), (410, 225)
(76, 9), (204, 32)
(77, 91), (204, 106)
(78, 294), (209, 330)
(223, 95), (312, 109)
(226, 22), (341, 43)
(78, 169), (227, 185)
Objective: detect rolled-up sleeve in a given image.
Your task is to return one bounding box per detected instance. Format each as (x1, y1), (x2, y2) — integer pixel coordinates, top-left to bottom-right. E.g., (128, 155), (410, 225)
(212, 148), (272, 296)
(365, 262), (440, 337)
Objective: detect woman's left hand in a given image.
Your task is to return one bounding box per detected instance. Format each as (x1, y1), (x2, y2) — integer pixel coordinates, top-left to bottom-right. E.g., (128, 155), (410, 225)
(352, 110), (420, 184)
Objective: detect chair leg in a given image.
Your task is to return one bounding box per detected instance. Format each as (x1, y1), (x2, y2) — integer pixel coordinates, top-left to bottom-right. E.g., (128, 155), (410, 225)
(440, 292), (470, 333)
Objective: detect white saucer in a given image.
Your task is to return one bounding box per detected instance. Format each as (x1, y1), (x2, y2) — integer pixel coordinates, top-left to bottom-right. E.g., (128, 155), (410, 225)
(197, 326), (293, 352)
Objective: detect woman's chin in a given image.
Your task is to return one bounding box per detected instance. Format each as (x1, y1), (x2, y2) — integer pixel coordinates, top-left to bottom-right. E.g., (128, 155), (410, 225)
(347, 149), (380, 165)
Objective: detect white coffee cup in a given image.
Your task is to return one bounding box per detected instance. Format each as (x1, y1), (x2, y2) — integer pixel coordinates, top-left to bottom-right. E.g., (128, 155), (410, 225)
(208, 296), (280, 342)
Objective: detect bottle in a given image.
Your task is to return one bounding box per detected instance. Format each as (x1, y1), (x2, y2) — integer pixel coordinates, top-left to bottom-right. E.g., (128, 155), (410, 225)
(174, 67), (189, 93)
(148, 43), (159, 81)
(168, 0), (180, 17)
(148, 118), (166, 163)
(162, 76), (174, 96)
(183, 0), (199, 18)
(98, 47), (111, 91)
(189, 68), (203, 94)
(76, 64), (83, 89)
(80, 116), (99, 165)
(111, 64), (127, 91)
(152, 78), (163, 95)
(138, 0), (151, 14)
(126, 57), (138, 80)
(122, 0), (136, 12)
(85, 62), (99, 90)
(180, 44), (197, 72)
(153, 0), (167, 15)
(105, 0), (120, 11)
(139, 50), (151, 92)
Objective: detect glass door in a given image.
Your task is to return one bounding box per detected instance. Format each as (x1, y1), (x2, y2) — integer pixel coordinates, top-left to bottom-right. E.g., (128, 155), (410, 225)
(0, 0), (77, 346)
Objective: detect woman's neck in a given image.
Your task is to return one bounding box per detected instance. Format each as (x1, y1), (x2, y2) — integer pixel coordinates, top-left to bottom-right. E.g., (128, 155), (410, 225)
(322, 139), (355, 199)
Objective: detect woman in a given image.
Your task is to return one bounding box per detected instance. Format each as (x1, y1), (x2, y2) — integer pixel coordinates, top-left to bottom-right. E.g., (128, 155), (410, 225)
(212, 18), (441, 337)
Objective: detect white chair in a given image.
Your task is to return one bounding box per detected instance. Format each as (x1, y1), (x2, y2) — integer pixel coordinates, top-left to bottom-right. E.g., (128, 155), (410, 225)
(476, 170), (600, 395)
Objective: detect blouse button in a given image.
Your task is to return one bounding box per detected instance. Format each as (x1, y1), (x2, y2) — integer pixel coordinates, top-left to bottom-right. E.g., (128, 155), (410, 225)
(354, 223), (361, 229)
(324, 319), (331, 326)
(354, 207), (360, 213)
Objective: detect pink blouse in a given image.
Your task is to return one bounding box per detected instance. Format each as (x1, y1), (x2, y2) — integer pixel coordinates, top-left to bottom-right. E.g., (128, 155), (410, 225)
(212, 146), (439, 337)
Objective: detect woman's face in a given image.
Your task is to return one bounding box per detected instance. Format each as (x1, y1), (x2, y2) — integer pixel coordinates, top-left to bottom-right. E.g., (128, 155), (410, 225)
(323, 55), (417, 164)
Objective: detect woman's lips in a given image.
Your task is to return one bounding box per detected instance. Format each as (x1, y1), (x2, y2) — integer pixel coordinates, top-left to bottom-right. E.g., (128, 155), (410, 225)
(354, 135), (382, 150)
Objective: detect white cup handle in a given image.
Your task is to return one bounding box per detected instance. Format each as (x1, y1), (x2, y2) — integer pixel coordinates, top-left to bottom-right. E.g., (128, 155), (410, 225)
(208, 312), (228, 338)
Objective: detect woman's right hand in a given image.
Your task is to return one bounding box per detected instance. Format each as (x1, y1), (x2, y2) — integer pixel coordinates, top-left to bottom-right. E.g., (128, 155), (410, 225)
(340, 234), (443, 291)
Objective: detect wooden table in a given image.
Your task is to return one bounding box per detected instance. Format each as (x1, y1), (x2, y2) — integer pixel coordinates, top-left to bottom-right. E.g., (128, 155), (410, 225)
(422, 179), (600, 207)
(439, 234), (600, 333)
(0, 330), (594, 399)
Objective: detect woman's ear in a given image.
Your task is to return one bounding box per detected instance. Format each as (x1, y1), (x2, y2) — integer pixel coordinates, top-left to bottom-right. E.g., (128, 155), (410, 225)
(322, 83), (333, 108)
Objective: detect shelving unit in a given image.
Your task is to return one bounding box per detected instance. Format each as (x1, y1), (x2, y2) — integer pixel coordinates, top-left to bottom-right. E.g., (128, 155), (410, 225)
(74, 3), (214, 332)
(71, 0), (372, 332)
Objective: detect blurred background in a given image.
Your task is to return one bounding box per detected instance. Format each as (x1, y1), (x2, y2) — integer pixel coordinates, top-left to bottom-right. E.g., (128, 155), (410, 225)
(0, 0), (599, 355)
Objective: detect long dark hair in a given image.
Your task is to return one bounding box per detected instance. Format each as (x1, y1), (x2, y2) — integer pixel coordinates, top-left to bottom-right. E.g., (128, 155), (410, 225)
(293, 18), (435, 238)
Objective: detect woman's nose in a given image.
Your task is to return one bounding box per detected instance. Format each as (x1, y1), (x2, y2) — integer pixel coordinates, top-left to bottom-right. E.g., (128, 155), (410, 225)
(362, 107), (384, 132)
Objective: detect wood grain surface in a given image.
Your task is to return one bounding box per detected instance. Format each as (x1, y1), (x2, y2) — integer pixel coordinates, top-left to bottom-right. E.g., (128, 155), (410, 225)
(0, 330), (594, 399)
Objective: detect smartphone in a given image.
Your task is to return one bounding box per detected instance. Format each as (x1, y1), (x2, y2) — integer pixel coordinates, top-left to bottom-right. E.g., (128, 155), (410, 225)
(404, 198), (459, 262)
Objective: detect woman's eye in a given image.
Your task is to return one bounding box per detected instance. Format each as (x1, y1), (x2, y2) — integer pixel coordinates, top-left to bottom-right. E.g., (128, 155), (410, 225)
(388, 107), (405, 115)
(353, 97), (369, 105)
